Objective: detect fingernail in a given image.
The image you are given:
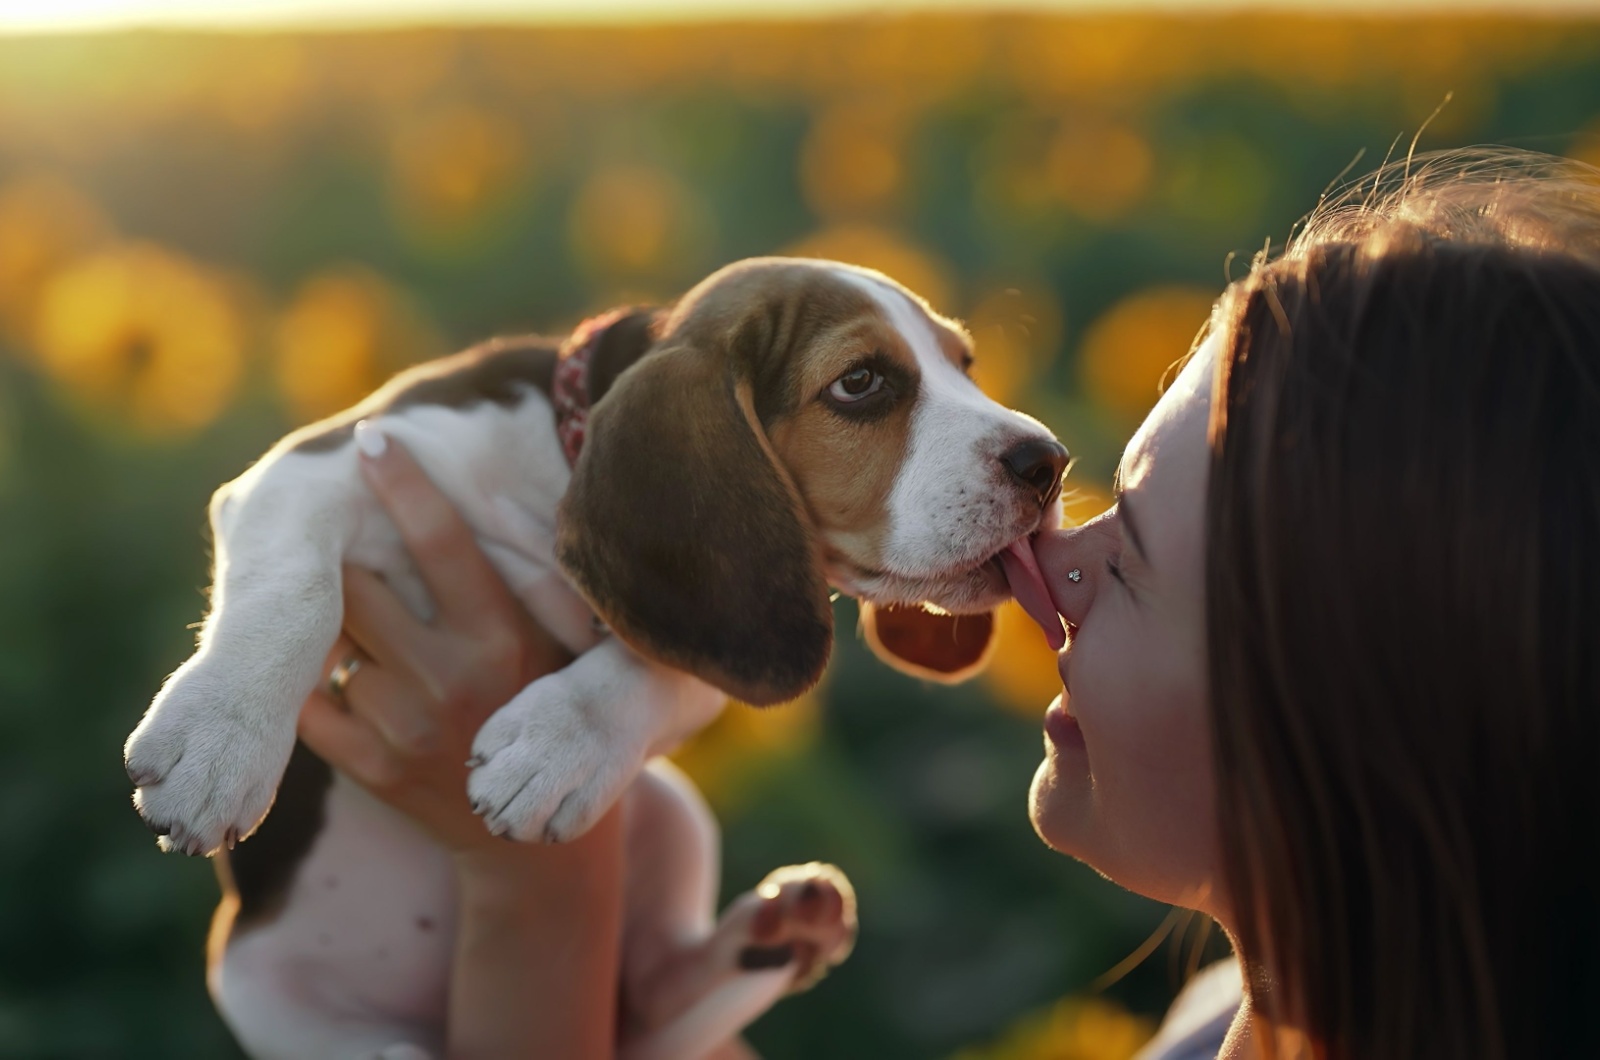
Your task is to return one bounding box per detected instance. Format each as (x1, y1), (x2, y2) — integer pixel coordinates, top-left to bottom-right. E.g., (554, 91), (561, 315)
(354, 419), (388, 459)
(738, 944), (795, 971)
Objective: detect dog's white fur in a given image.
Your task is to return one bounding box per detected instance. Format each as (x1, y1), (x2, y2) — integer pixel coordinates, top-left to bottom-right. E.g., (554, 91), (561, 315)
(125, 259), (1062, 1058)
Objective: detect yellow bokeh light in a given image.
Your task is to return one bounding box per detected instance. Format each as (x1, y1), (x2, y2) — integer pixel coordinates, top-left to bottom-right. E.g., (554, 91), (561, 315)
(388, 102), (528, 245)
(787, 223), (955, 311)
(965, 285), (1064, 407)
(953, 995), (1154, 1060)
(670, 691), (821, 814)
(318, 31), (459, 106)
(32, 242), (245, 437)
(274, 266), (435, 423)
(1567, 119), (1600, 174)
(569, 164), (706, 279)
(800, 102), (908, 220)
(0, 173), (108, 340)
(1060, 480), (1113, 531)
(1078, 286), (1216, 423)
(1046, 118), (1154, 222)
(210, 36), (312, 130)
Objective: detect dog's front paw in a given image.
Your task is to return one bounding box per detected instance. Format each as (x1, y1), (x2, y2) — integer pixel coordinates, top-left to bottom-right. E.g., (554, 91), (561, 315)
(124, 667), (294, 856)
(466, 673), (641, 843)
(735, 863), (858, 993)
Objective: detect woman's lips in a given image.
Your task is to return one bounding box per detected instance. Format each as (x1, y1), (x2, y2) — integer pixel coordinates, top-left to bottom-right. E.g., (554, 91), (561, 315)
(1044, 697), (1084, 750)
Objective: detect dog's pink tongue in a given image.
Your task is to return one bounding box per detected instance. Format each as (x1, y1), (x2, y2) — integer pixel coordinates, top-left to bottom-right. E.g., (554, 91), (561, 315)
(1000, 538), (1066, 651)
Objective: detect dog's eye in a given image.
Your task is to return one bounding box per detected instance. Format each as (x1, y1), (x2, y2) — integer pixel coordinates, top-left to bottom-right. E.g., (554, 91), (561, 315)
(828, 367), (884, 403)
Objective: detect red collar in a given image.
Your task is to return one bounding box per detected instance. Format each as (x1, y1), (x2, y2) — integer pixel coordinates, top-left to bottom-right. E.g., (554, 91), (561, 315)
(552, 308), (629, 467)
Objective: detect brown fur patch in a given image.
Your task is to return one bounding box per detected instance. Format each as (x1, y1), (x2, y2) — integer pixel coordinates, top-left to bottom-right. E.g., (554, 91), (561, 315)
(212, 740), (334, 933)
(729, 268), (922, 574)
(767, 384), (911, 568)
(555, 260), (954, 704)
(287, 311), (660, 455)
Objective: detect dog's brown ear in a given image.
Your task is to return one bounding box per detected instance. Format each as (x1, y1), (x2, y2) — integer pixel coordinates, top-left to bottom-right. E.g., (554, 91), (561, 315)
(860, 602), (996, 683)
(555, 342), (832, 706)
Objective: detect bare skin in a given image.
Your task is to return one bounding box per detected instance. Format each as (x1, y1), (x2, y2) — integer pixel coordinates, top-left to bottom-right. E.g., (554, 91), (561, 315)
(1029, 332), (1266, 1059)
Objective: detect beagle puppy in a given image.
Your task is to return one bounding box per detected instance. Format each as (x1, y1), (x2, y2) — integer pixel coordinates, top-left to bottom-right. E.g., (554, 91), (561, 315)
(123, 257), (1069, 1058)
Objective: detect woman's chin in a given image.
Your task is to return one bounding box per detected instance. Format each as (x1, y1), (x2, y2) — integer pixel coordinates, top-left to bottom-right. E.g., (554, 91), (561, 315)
(1031, 756), (1226, 919)
(1028, 755), (1085, 854)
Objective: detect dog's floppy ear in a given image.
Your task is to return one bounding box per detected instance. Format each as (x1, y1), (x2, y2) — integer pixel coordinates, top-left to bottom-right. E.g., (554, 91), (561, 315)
(860, 602), (996, 683)
(555, 341), (832, 707)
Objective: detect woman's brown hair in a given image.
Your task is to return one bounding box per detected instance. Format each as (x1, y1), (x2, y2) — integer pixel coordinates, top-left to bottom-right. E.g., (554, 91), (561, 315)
(1205, 150), (1600, 1059)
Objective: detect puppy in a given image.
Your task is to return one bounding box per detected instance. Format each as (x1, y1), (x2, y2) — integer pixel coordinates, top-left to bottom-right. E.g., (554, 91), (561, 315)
(124, 258), (1069, 1057)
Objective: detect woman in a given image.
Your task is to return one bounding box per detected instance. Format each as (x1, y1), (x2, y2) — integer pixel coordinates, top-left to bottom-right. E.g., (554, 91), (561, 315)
(305, 149), (1600, 1058)
(1029, 149), (1600, 1058)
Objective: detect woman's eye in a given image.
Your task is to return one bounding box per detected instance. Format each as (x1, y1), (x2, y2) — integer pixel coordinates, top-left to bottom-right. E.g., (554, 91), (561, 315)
(828, 367), (884, 403)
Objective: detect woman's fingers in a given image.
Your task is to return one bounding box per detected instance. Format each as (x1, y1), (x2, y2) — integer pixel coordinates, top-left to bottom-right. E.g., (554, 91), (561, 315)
(334, 641), (443, 757)
(342, 564), (430, 672)
(299, 690), (400, 791)
(300, 642), (399, 790)
(353, 421), (519, 630)
(308, 636), (442, 768)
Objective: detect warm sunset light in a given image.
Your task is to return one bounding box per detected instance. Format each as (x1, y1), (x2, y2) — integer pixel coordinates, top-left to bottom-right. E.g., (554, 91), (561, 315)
(1, 0), (1596, 33)
(6, 0), (1600, 1055)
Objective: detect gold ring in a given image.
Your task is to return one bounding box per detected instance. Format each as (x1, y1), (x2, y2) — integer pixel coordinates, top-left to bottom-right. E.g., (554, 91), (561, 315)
(327, 656), (363, 700)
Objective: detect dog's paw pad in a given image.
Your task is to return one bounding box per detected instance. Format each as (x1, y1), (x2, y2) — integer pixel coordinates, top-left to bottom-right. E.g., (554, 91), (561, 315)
(740, 862), (857, 992)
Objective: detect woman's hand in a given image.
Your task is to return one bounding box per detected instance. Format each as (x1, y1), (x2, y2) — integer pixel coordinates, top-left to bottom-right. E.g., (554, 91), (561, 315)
(296, 423), (624, 1059)
(296, 426), (573, 854)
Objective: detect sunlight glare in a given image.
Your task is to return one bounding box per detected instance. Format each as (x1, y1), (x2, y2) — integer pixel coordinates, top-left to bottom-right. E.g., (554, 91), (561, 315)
(1, 0), (1593, 35)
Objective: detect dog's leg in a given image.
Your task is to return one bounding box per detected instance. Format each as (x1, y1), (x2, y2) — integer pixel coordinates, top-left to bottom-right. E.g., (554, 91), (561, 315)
(466, 640), (725, 843)
(126, 452), (360, 856)
(616, 760), (857, 1060)
(621, 868), (857, 1060)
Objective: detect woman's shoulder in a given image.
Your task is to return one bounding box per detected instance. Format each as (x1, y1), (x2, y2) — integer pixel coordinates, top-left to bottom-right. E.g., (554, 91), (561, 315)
(1133, 958), (1242, 1060)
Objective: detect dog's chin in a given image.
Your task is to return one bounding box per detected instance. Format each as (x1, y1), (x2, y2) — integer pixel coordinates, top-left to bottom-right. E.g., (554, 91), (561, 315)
(834, 551), (1012, 615)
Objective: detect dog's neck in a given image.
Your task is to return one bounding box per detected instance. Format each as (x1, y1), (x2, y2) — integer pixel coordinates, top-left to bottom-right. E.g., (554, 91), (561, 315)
(552, 307), (659, 465)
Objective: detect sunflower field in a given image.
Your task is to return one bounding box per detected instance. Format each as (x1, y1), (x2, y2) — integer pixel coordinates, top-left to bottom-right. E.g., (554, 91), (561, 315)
(3, 12), (1600, 1058)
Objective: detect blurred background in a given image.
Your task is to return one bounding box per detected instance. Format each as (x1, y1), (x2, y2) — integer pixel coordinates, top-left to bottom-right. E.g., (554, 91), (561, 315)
(3, 2), (1600, 1057)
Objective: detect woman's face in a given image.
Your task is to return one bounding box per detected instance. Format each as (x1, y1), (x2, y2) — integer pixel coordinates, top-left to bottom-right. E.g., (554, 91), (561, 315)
(1028, 332), (1223, 919)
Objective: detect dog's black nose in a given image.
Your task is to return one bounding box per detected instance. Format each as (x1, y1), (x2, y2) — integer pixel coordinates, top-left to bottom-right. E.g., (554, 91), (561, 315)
(1001, 438), (1071, 506)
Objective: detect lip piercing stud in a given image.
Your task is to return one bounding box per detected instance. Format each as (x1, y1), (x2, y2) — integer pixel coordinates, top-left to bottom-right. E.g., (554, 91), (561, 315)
(1067, 568), (1083, 583)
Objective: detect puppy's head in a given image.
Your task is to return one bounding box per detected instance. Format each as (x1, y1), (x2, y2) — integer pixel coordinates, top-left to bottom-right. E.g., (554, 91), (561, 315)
(557, 258), (1067, 704)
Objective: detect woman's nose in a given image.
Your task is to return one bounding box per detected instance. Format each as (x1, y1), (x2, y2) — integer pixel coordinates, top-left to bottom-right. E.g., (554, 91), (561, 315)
(1033, 525), (1092, 620)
